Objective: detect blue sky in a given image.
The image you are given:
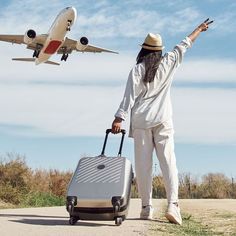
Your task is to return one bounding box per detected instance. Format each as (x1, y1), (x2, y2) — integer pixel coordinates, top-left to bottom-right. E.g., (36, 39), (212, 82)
(0, 0), (235, 178)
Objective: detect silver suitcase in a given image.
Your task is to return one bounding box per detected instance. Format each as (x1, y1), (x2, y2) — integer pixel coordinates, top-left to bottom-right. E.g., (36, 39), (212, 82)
(66, 129), (133, 226)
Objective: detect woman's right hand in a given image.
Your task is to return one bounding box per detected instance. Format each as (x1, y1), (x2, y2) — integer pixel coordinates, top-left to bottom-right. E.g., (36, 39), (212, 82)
(197, 22), (209, 32)
(188, 18), (213, 42)
(197, 18), (214, 32)
(112, 117), (123, 134)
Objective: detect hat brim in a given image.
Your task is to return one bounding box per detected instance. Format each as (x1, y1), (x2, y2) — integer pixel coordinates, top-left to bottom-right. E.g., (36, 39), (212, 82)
(141, 44), (165, 51)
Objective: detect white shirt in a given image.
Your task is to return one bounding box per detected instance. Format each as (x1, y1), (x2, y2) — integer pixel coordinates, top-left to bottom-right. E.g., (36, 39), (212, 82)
(115, 37), (192, 137)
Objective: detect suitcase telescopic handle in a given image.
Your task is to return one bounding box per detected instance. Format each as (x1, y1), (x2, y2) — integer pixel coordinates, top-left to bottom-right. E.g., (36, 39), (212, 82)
(100, 129), (126, 157)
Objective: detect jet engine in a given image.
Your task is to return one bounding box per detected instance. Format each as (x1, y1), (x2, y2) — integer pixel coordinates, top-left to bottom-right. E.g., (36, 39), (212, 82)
(24, 29), (36, 44)
(76, 37), (89, 51)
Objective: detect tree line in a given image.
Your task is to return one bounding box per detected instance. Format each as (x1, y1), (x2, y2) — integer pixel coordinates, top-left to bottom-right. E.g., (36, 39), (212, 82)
(0, 154), (235, 207)
(151, 173), (236, 199)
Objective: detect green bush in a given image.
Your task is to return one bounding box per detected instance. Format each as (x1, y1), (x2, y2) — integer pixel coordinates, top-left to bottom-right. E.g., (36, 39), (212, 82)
(21, 191), (65, 207)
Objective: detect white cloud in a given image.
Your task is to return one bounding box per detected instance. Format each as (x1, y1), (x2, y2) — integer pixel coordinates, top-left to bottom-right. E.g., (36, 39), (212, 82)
(172, 88), (236, 144)
(0, 83), (124, 137)
(0, 0), (62, 33)
(0, 0), (201, 38)
(176, 58), (236, 82)
(0, 82), (235, 145)
(76, 7), (202, 38)
(0, 49), (236, 145)
(1, 0), (236, 40)
(0, 48), (235, 145)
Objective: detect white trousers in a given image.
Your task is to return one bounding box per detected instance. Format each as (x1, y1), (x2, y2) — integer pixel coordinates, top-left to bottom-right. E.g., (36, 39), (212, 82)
(133, 120), (179, 206)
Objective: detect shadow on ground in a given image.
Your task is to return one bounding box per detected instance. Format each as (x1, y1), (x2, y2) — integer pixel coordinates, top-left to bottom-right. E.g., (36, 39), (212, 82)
(9, 218), (114, 227)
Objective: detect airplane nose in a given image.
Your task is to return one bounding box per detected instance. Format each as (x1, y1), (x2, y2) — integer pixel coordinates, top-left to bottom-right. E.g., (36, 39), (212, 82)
(71, 7), (77, 21)
(66, 7), (76, 15)
(66, 6), (77, 20)
(72, 7), (77, 17)
(70, 7), (76, 13)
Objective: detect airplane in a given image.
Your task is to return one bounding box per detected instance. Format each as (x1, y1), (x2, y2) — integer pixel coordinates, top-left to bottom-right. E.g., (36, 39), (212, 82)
(0, 6), (118, 65)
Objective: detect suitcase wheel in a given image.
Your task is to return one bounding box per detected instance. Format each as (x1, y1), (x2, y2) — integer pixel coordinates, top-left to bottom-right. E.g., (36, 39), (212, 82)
(69, 216), (78, 225)
(68, 204), (74, 214)
(115, 217), (122, 226)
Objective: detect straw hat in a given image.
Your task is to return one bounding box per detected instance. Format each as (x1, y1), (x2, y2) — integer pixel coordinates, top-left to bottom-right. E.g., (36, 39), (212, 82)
(141, 33), (164, 51)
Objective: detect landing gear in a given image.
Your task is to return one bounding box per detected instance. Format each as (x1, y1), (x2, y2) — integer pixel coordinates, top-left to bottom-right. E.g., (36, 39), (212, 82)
(32, 44), (42, 58)
(61, 53), (69, 61)
(33, 50), (40, 58)
(66, 20), (72, 31)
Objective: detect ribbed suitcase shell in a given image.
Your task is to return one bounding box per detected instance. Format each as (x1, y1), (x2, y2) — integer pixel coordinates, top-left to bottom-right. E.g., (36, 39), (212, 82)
(66, 129), (133, 225)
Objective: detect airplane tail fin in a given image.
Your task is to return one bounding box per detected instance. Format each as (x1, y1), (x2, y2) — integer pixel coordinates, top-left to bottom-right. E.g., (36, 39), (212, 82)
(12, 58), (60, 66)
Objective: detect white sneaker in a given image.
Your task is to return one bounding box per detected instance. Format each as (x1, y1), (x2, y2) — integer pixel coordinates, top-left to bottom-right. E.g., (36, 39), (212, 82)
(140, 205), (154, 220)
(165, 203), (182, 225)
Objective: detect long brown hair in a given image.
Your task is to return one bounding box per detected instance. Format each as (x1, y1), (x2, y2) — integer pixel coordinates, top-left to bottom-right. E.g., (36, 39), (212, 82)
(136, 48), (162, 83)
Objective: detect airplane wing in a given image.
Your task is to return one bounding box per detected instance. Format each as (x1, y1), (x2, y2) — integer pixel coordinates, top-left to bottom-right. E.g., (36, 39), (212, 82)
(0, 34), (48, 48)
(84, 44), (118, 54)
(60, 37), (118, 54)
(0, 35), (117, 53)
(0, 35), (24, 44)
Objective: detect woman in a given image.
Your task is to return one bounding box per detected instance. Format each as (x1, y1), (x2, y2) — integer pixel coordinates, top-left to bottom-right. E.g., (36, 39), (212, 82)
(111, 19), (213, 224)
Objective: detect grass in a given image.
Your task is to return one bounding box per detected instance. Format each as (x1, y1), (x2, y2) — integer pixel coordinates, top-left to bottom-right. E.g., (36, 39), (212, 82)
(211, 212), (236, 235)
(166, 214), (215, 235)
(149, 203), (236, 236)
(149, 213), (216, 236)
(21, 192), (65, 208)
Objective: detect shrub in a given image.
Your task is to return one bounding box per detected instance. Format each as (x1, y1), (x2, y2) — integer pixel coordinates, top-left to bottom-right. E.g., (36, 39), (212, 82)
(0, 183), (22, 205)
(131, 178), (139, 198)
(0, 154), (72, 207)
(0, 154), (31, 205)
(200, 173), (231, 198)
(48, 169), (72, 197)
(152, 175), (166, 198)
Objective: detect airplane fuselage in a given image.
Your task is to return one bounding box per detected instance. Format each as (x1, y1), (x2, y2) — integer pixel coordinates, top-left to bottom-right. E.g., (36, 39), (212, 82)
(36, 7), (77, 65)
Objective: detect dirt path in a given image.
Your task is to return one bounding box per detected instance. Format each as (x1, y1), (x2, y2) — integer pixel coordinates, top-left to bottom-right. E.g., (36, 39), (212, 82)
(1, 199), (236, 236)
(0, 199), (151, 236)
(180, 199), (236, 213)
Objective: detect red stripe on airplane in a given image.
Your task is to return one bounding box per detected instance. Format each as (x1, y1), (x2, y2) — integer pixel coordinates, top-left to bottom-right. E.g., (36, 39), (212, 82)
(44, 40), (62, 54)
